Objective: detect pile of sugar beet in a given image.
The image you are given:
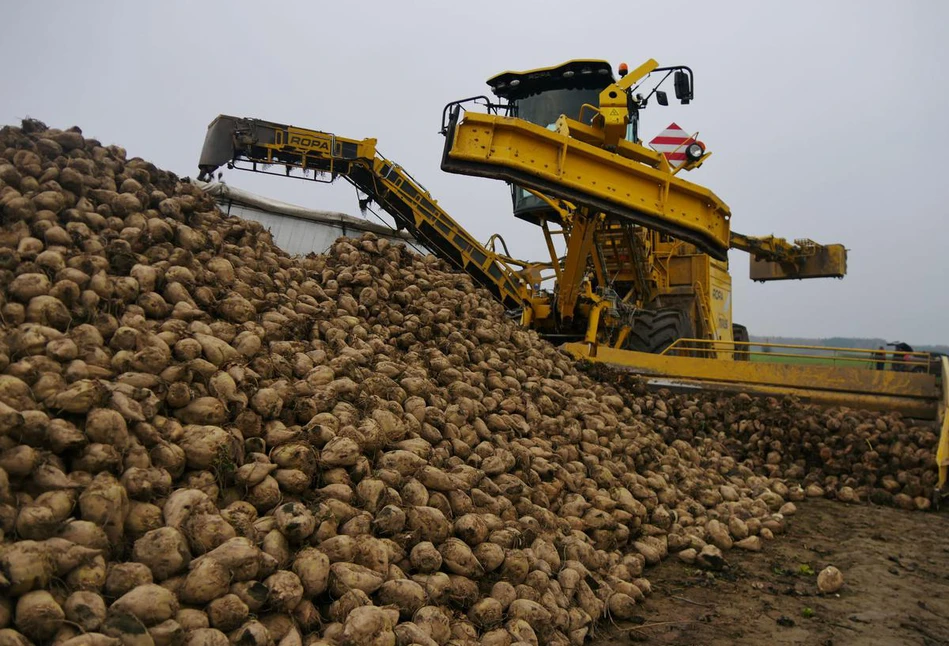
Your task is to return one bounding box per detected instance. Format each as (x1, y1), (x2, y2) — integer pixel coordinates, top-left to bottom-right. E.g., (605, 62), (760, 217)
(0, 118), (938, 646)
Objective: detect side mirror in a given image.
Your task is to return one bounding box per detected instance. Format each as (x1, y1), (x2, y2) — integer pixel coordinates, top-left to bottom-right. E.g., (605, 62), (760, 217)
(656, 91), (668, 106)
(674, 70), (692, 104)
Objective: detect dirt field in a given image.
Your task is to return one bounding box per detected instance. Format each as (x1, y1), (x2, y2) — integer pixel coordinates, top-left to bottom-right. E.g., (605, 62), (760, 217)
(593, 499), (949, 646)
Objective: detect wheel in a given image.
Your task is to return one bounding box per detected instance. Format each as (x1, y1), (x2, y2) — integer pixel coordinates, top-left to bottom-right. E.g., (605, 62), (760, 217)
(732, 323), (750, 361)
(625, 308), (695, 355)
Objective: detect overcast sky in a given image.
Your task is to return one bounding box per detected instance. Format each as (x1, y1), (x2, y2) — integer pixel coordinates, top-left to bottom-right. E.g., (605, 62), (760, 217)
(3, 1), (947, 344)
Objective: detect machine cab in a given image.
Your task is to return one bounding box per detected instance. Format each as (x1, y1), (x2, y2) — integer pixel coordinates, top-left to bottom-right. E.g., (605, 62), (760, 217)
(488, 60), (635, 224)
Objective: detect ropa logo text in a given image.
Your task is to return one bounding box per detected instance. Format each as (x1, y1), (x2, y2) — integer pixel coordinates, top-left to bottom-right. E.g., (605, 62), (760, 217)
(288, 134), (331, 151)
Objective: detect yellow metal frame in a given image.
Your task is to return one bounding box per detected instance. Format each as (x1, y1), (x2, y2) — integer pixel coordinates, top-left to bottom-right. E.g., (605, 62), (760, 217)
(563, 341), (941, 419)
(937, 356), (949, 489)
(557, 210), (600, 319)
(366, 155), (529, 304)
(443, 111), (732, 260)
(596, 59), (659, 148)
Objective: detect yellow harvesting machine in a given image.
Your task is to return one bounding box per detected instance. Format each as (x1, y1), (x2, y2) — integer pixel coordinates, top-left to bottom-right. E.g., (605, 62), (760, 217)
(197, 58), (948, 492)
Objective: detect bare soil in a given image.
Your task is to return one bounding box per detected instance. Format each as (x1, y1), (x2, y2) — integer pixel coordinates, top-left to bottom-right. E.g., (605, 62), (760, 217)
(593, 499), (949, 646)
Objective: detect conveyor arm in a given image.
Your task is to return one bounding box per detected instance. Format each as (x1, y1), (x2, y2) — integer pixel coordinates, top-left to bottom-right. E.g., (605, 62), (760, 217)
(198, 115), (527, 308)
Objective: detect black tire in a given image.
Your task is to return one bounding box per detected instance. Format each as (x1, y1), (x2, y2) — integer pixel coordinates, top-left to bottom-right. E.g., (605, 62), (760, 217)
(733, 323), (750, 361)
(625, 308), (695, 355)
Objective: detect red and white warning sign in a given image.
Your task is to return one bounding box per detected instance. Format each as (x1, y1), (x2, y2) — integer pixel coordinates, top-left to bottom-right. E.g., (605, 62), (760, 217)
(648, 122), (696, 167)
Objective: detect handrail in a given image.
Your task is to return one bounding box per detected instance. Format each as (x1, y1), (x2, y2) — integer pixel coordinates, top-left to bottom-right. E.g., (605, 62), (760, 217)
(439, 96), (509, 135)
(664, 337), (931, 357)
(662, 337), (937, 373)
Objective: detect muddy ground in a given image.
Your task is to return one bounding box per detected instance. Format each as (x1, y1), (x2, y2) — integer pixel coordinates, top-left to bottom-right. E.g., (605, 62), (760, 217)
(593, 498), (949, 646)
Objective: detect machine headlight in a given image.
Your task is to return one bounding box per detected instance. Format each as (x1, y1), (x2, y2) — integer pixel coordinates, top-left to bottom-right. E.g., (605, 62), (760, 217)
(685, 142), (705, 162)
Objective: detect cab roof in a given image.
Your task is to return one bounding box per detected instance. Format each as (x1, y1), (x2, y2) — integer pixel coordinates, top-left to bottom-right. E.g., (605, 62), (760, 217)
(487, 59), (615, 101)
